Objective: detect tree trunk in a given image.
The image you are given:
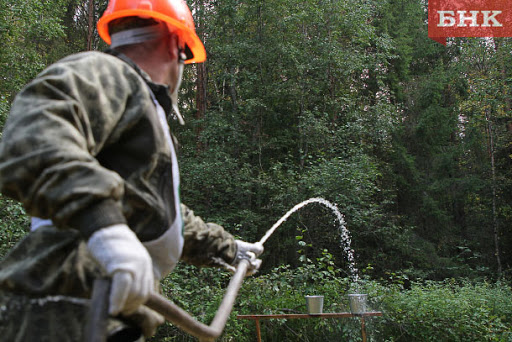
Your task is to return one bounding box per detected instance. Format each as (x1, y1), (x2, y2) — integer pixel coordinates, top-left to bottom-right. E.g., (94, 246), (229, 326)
(195, 62), (207, 144)
(86, 0), (94, 51)
(486, 111), (502, 275)
(194, 0), (206, 153)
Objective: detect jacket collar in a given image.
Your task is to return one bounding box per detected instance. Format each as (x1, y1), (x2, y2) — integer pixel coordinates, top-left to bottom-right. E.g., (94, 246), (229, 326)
(105, 48), (173, 116)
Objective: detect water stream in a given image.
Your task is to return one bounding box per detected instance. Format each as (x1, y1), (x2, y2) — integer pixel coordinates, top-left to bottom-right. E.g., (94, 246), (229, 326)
(259, 198), (359, 284)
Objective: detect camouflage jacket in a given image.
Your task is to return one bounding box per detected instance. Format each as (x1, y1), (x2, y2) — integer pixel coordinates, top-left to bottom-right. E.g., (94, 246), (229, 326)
(0, 50), (236, 296)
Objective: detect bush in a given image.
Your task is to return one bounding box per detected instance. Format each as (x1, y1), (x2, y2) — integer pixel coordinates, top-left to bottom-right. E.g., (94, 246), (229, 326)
(1, 193), (509, 341)
(372, 279), (512, 342)
(151, 262), (512, 342)
(0, 194), (29, 259)
(152, 259), (367, 342)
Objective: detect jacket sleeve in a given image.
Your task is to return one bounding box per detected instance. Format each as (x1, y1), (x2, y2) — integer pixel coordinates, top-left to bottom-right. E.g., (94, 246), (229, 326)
(180, 204), (237, 267)
(0, 53), (140, 237)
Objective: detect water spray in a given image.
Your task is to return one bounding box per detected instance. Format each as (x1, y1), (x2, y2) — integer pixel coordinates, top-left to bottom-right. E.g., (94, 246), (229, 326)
(87, 197), (356, 342)
(259, 197), (358, 283)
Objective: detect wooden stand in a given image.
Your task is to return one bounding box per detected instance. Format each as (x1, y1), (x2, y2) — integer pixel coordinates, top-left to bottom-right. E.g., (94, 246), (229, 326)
(237, 312), (383, 342)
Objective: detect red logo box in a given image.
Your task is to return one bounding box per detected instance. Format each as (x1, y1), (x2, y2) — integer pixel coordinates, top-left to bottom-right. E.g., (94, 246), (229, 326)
(428, 0), (512, 44)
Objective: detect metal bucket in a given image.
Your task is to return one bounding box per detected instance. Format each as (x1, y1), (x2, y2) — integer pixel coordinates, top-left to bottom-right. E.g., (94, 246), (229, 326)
(348, 294), (367, 314)
(305, 295), (324, 314)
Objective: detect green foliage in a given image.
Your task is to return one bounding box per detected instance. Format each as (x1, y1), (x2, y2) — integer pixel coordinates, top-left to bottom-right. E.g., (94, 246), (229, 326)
(0, 194), (29, 259)
(0, 95), (9, 130)
(373, 279), (512, 341)
(152, 258), (359, 342)
(178, 0), (406, 275)
(0, 0), (67, 99)
(151, 261), (512, 341)
(1, 0), (506, 283)
(1, 2), (512, 341)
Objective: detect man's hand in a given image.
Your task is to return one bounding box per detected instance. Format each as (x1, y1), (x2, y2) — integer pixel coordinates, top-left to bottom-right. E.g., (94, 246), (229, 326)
(233, 240), (264, 275)
(87, 224), (154, 315)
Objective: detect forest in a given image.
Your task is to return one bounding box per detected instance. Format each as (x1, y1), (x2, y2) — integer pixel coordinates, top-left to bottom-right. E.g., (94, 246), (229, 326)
(1, 0), (511, 340)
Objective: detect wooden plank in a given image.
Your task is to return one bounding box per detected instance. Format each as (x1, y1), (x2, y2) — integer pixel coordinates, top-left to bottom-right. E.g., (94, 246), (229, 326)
(237, 312), (383, 320)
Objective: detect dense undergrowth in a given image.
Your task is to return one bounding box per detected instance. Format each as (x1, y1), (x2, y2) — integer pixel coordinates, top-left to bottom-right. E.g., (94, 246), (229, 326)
(1, 197), (510, 341)
(152, 261), (512, 342)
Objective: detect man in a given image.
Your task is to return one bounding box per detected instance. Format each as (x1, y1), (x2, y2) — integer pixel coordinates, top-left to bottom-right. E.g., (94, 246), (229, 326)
(0, 0), (263, 340)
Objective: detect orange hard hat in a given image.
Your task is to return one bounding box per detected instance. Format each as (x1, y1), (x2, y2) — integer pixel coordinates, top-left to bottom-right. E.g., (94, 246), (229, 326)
(97, 0), (206, 64)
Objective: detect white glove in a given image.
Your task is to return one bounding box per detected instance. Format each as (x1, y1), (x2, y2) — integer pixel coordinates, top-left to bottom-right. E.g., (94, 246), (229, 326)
(233, 240), (264, 275)
(87, 224), (154, 316)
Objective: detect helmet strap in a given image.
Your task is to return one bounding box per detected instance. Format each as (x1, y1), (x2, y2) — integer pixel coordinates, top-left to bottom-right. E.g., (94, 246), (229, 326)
(170, 53), (186, 125)
(111, 24), (168, 48)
